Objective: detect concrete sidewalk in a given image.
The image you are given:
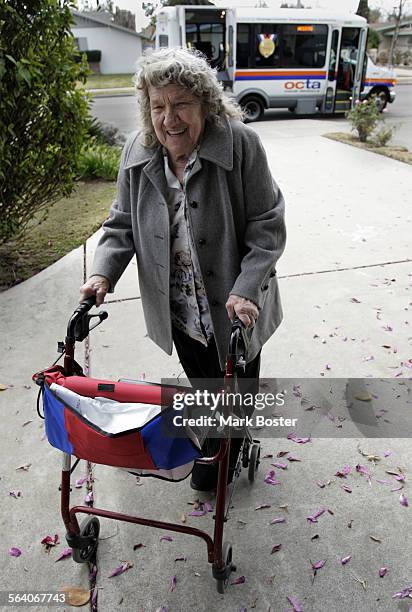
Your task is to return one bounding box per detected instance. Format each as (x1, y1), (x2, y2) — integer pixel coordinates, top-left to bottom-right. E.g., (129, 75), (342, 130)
(1, 119), (411, 612)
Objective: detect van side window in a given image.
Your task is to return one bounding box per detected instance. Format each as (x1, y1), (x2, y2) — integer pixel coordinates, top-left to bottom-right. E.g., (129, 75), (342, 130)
(236, 24), (252, 68)
(281, 24), (328, 69)
(254, 24), (281, 68)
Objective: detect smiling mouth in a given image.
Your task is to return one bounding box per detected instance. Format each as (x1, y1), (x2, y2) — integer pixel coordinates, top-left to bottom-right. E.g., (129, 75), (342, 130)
(167, 129), (187, 136)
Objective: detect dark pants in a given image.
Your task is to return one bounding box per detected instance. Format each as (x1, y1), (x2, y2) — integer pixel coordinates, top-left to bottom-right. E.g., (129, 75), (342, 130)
(172, 326), (261, 488)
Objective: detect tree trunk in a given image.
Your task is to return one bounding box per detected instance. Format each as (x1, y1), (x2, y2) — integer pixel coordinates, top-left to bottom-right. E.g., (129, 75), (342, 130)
(388, 0), (404, 66)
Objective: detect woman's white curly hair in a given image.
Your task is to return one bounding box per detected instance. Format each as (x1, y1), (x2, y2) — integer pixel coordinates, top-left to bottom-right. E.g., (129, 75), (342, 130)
(134, 47), (244, 148)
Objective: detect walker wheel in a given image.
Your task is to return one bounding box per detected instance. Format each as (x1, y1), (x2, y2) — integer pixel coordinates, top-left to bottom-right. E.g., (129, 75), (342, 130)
(71, 516), (100, 563)
(248, 443), (260, 483)
(216, 541), (235, 594)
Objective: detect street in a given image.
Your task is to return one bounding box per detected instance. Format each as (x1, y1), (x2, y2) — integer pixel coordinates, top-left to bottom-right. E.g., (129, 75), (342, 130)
(91, 83), (412, 150)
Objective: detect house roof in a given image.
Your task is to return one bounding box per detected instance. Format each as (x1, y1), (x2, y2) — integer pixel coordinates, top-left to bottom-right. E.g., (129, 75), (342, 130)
(71, 10), (150, 39)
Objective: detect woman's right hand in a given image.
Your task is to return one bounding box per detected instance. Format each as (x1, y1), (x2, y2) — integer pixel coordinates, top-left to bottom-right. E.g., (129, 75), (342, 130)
(79, 275), (110, 307)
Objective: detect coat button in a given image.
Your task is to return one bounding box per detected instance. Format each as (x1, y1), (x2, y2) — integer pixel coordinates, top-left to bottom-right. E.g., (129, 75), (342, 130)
(198, 238), (206, 246)
(205, 270), (213, 277)
(190, 201), (198, 208)
(270, 270), (276, 278)
(262, 284), (269, 291)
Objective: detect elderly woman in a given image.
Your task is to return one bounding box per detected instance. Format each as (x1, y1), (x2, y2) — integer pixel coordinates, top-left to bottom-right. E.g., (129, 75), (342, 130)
(80, 47), (286, 491)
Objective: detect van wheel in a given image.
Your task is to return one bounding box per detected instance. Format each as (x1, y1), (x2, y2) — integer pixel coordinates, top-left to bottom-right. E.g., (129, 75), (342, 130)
(369, 89), (388, 112)
(241, 96), (264, 122)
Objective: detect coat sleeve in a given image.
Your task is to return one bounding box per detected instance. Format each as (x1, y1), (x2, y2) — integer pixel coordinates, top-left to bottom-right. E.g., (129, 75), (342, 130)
(229, 126), (286, 309)
(90, 137), (136, 292)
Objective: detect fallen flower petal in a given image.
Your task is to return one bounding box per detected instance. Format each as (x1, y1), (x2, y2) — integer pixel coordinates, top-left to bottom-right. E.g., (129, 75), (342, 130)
(341, 555), (352, 565)
(9, 490), (22, 499)
(355, 464), (370, 476)
(169, 575), (177, 592)
(263, 454), (273, 459)
(41, 534), (59, 553)
(160, 536), (174, 542)
(204, 502), (213, 513)
(379, 567), (388, 577)
(399, 493), (409, 507)
(287, 432), (311, 444)
(271, 544), (282, 554)
(341, 485), (353, 493)
(287, 455), (301, 462)
(89, 565), (98, 581)
(384, 449), (393, 458)
(272, 462), (288, 470)
(270, 517), (286, 525)
(335, 465), (351, 478)
(8, 547), (22, 557)
(306, 508), (326, 523)
(392, 585), (412, 599)
(264, 470), (281, 485)
(312, 559), (326, 570)
(75, 476), (88, 488)
(84, 491), (94, 504)
(108, 561), (133, 578)
(189, 510), (207, 516)
(16, 463), (31, 471)
(91, 587), (98, 607)
(231, 575), (246, 585)
(287, 595), (303, 611)
(277, 451), (289, 458)
(55, 548), (72, 562)
(255, 504), (271, 511)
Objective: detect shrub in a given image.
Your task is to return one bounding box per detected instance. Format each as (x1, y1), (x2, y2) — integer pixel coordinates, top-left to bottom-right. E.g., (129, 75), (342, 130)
(87, 117), (126, 146)
(346, 97), (381, 142)
(76, 140), (121, 181)
(372, 124), (396, 147)
(377, 50), (388, 65)
(0, 0), (90, 243)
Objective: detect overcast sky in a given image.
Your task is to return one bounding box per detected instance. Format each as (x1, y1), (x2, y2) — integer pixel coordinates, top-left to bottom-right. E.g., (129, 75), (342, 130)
(95, 0), (410, 31)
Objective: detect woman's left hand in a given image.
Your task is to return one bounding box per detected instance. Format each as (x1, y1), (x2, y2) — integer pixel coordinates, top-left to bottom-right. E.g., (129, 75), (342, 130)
(225, 295), (259, 328)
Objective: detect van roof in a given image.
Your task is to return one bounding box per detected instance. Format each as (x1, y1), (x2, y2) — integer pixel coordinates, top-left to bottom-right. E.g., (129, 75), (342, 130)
(235, 7), (366, 25)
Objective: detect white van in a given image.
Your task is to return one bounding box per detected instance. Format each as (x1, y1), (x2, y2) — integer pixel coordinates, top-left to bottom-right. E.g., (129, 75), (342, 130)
(155, 6), (396, 120)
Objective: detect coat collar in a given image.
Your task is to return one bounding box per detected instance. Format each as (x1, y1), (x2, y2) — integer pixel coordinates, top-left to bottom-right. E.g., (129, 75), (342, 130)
(123, 116), (234, 172)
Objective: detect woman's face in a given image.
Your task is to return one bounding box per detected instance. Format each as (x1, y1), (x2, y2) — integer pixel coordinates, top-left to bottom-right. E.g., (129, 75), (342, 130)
(149, 83), (206, 162)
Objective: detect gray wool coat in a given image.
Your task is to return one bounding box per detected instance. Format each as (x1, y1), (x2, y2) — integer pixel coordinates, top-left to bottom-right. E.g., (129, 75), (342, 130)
(91, 116), (286, 369)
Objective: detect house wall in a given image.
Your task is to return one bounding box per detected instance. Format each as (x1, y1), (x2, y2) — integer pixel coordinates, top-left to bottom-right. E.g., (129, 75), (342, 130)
(72, 26), (143, 74)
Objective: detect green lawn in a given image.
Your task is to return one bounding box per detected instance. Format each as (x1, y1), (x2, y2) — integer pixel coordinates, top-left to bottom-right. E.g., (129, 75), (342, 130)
(0, 181), (117, 289)
(86, 73), (134, 89)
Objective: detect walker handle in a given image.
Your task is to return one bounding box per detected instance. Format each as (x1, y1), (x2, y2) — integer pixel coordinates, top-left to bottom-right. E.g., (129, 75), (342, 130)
(66, 296), (108, 343)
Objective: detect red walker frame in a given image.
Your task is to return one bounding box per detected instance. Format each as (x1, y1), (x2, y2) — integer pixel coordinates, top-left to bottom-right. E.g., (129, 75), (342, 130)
(49, 298), (259, 591)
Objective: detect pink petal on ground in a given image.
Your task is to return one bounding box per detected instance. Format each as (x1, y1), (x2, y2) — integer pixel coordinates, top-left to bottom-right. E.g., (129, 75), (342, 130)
(312, 559), (326, 570)
(190, 510), (207, 517)
(325, 364), (332, 370)
(230, 575), (246, 585)
(287, 455), (301, 462)
(75, 476), (88, 488)
(204, 502), (213, 513)
(8, 547), (22, 557)
(394, 474), (406, 483)
(306, 508), (326, 523)
(392, 586), (412, 599)
(356, 464), (370, 476)
(277, 451), (289, 458)
(287, 432), (311, 444)
(341, 555), (352, 565)
(317, 481), (326, 488)
(384, 449), (393, 458)
(160, 536), (174, 542)
(84, 491), (94, 504)
(89, 565), (98, 580)
(271, 544), (282, 554)
(287, 595), (304, 611)
(341, 485), (352, 493)
(169, 575), (177, 592)
(9, 490), (22, 498)
(272, 462), (288, 470)
(255, 504), (271, 511)
(108, 562), (133, 578)
(379, 567), (388, 577)
(264, 470), (281, 485)
(270, 517), (286, 525)
(399, 493), (409, 507)
(55, 548), (72, 562)
(335, 465), (352, 478)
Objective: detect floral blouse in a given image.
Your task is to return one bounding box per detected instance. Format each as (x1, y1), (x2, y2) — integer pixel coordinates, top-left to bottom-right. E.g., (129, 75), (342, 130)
(163, 149), (214, 346)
